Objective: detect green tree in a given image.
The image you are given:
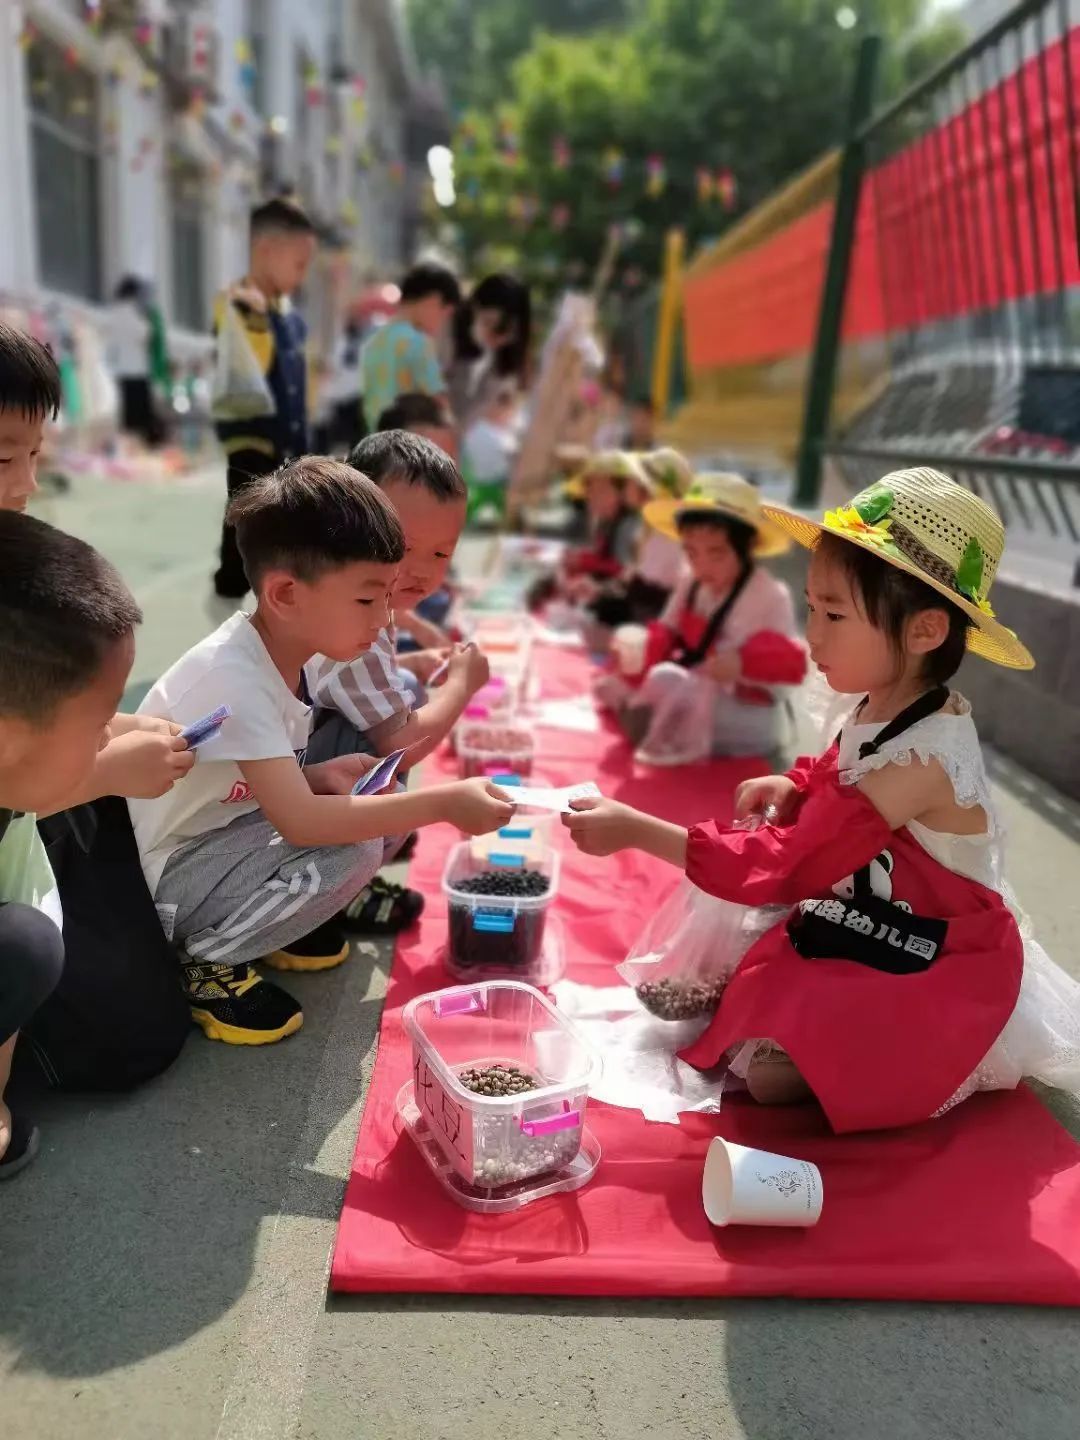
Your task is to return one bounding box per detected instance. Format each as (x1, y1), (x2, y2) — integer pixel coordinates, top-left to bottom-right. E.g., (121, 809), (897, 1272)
(444, 0), (962, 296)
(408, 0), (641, 112)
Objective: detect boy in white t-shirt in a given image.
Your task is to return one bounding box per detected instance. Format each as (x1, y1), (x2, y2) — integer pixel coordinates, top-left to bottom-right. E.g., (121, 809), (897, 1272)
(129, 457), (514, 1046)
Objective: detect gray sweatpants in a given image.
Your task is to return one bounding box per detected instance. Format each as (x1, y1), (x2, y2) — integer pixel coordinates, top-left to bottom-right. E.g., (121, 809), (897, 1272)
(156, 810), (390, 968)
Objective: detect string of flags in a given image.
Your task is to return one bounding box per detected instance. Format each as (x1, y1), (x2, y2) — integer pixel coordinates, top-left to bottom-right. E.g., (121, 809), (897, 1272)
(455, 129), (738, 211)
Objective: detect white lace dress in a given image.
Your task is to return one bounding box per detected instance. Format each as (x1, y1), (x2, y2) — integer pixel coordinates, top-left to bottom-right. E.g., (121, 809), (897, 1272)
(838, 696), (1080, 1114)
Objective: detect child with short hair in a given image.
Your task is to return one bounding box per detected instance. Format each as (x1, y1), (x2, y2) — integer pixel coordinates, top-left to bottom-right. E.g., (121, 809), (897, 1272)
(374, 396), (459, 651)
(129, 457), (513, 1046)
(565, 468), (1080, 1131)
(377, 393), (458, 463)
(0, 513), (142, 1174)
(361, 263), (461, 426)
(213, 197), (318, 599)
(0, 321), (194, 803)
(599, 472), (807, 765)
(307, 430), (487, 749)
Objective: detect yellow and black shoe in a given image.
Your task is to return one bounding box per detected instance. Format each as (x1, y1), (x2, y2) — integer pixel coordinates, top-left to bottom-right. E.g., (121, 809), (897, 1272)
(263, 918), (350, 973)
(183, 962), (303, 1045)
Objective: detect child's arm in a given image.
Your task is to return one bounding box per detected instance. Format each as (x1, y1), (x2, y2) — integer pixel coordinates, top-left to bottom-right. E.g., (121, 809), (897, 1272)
(378, 644), (489, 764)
(564, 775), (894, 907)
(398, 608), (450, 651)
(240, 756), (514, 848)
(562, 798), (688, 867)
(47, 725), (195, 809)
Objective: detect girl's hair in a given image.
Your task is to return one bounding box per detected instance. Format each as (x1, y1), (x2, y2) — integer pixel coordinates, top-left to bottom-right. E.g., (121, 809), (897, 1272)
(676, 510), (757, 565)
(816, 532), (970, 684)
(454, 272), (532, 382)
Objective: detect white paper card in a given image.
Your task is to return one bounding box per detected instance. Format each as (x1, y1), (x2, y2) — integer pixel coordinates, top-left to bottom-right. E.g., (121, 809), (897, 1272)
(502, 781), (602, 813)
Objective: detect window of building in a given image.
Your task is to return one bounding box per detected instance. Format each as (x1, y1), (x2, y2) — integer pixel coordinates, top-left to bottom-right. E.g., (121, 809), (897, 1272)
(26, 36), (102, 301)
(169, 157), (207, 331)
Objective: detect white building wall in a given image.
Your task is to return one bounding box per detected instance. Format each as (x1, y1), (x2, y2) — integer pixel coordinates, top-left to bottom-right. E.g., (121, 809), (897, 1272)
(0, 0), (423, 374)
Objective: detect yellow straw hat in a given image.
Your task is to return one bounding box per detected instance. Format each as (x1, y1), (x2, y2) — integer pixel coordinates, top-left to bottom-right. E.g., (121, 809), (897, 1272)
(761, 467), (1034, 670)
(564, 449), (651, 502)
(644, 472), (792, 558)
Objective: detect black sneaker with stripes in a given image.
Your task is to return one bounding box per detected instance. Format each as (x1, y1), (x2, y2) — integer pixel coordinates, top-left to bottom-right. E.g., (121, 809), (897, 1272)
(341, 876), (425, 935)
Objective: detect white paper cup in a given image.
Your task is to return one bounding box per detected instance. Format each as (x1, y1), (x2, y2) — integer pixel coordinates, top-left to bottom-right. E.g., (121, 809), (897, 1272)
(613, 624), (648, 677)
(702, 1137), (823, 1227)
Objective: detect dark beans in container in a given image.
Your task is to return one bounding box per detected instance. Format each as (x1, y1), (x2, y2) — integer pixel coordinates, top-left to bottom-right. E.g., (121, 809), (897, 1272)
(448, 867), (550, 974)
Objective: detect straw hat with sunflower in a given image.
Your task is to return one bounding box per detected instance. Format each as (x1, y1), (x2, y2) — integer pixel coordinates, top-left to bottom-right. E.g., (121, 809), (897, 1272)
(643, 471), (792, 558)
(761, 467), (1033, 670)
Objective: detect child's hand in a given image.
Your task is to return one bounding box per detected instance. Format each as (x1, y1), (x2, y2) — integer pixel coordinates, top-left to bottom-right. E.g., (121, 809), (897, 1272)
(98, 729), (195, 799)
(561, 796), (643, 856)
(441, 778), (516, 835)
(403, 648), (451, 684)
(733, 775), (799, 825)
(305, 754), (383, 796)
(566, 575), (599, 603)
(448, 642), (490, 697)
(702, 650), (742, 684)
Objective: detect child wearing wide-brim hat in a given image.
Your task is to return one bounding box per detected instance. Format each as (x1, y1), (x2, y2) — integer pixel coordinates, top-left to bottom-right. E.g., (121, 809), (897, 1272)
(567, 467), (1080, 1133)
(595, 470), (807, 765)
(584, 447), (697, 634)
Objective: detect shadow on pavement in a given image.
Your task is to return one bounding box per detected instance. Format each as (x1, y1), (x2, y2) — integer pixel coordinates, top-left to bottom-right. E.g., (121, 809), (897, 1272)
(0, 952), (383, 1381)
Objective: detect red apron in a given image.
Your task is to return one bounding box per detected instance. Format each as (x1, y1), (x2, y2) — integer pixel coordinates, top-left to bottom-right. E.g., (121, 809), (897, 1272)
(678, 751), (1024, 1133)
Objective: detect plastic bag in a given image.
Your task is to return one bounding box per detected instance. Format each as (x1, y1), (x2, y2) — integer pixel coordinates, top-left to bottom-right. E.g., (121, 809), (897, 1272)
(618, 874), (784, 1020)
(210, 302), (276, 422)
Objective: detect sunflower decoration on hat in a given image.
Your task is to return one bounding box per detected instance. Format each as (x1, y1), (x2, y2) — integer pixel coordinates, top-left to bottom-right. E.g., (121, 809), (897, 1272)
(563, 449), (651, 501)
(761, 466), (1033, 670)
(643, 471), (792, 558)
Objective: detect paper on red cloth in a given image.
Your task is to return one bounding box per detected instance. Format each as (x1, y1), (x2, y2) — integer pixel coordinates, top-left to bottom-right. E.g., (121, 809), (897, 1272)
(331, 643), (1080, 1303)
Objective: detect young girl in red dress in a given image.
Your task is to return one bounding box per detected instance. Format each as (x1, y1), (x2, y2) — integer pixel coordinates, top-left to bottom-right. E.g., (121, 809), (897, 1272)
(564, 467), (1080, 1133)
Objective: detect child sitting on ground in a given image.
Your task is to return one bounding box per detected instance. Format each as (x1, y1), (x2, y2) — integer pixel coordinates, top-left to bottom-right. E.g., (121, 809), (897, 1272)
(529, 451), (648, 616)
(128, 457), (513, 1047)
(585, 448), (693, 632)
(305, 432), (490, 797)
(596, 472), (806, 765)
(565, 467), (1080, 1132)
(0, 322), (194, 802)
(1, 514), (142, 1174)
(374, 396), (460, 655)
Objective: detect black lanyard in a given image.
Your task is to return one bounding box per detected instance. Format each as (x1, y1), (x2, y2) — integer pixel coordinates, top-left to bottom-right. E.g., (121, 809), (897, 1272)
(841, 686), (951, 760)
(675, 565), (753, 669)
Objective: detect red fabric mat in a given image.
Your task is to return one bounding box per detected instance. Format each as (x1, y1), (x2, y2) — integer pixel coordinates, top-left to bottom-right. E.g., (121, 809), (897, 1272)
(331, 645), (1080, 1303)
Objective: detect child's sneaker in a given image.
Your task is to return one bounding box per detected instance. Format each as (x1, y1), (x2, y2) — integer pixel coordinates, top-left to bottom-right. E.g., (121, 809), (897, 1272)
(183, 962), (303, 1045)
(263, 919), (350, 973)
(342, 876), (425, 935)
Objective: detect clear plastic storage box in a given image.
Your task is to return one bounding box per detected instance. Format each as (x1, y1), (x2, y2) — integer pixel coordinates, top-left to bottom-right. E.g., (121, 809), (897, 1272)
(441, 839), (563, 984)
(456, 719), (535, 779)
(402, 980), (600, 1192)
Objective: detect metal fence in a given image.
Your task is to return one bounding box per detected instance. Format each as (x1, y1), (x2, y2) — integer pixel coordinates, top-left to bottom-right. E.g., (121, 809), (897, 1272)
(803, 0), (1080, 585)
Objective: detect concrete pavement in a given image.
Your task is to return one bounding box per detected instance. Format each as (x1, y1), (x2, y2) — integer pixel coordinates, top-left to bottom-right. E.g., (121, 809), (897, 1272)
(3, 464), (1080, 1440)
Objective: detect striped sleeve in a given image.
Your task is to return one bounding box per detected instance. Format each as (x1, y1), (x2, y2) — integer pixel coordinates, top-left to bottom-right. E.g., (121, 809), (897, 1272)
(306, 629), (413, 736)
